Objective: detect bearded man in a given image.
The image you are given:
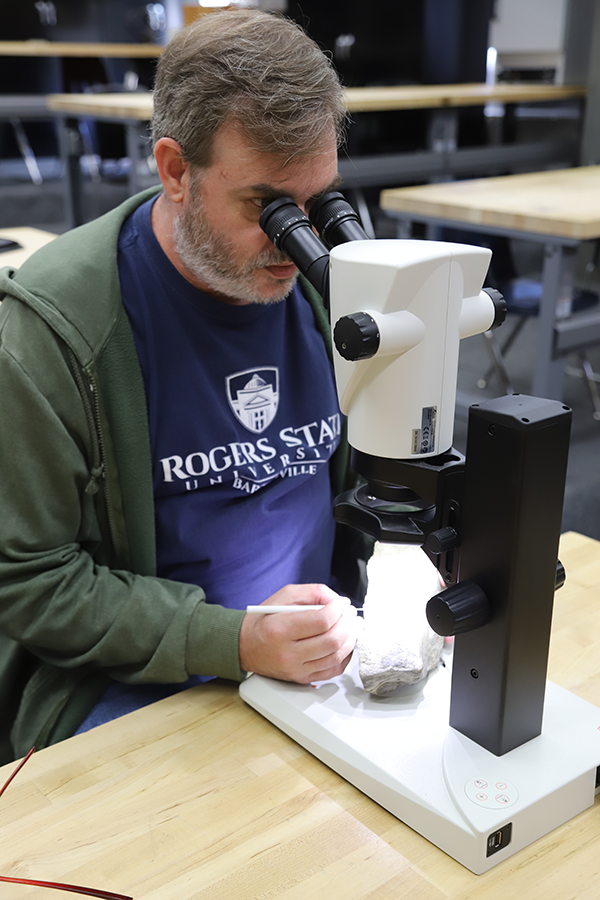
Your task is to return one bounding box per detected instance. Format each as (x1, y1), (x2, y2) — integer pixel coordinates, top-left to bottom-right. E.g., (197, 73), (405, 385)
(0, 9), (366, 763)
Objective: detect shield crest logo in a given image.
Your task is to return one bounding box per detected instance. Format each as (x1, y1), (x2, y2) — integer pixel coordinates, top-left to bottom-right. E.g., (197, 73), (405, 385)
(226, 367), (279, 433)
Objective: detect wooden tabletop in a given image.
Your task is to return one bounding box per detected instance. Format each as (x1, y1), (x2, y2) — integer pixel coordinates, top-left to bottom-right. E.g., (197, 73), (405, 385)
(0, 227), (57, 269)
(0, 530), (598, 900)
(47, 91), (154, 120)
(0, 49), (586, 105)
(381, 165), (600, 241)
(343, 81), (586, 112)
(0, 40), (163, 58)
(45, 81), (586, 121)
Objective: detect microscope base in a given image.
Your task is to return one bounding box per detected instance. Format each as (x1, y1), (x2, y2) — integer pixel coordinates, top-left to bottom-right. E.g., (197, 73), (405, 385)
(239, 649), (600, 874)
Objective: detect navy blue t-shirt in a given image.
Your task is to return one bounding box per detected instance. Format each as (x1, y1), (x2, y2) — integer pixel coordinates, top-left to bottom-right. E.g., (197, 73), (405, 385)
(117, 196), (341, 610)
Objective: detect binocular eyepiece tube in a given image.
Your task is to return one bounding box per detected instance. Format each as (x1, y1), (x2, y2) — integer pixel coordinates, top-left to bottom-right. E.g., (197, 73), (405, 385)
(259, 191), (370, 308)
(309, 191), (370, 247)
(259, 197), (330, 304)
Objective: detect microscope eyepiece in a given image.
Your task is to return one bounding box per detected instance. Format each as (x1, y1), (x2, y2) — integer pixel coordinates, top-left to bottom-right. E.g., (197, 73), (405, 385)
(309, 191), (370, 247)
(259, 196), (330, 306)
(259, 197), (310, 249)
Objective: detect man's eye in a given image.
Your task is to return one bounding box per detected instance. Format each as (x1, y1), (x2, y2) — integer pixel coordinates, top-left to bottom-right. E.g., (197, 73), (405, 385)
(251, 198), (273, 209)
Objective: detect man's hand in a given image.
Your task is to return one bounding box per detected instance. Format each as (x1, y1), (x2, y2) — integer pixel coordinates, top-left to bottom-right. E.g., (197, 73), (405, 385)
(239, 583), (361, 683)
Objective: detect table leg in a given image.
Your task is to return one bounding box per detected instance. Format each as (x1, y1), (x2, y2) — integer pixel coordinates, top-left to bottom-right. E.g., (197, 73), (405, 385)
(125, 120), (153, 197)
(425, 110), (458, 240)
(395, 218), (413, 240)
(532, 243), (576, 400)
(427, 108), (458, 155)
(58, 115), (84, 229)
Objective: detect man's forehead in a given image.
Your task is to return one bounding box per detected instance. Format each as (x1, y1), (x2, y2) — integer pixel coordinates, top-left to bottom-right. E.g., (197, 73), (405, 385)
(246, 172), (342, 201)
(209, 123), (337, 182)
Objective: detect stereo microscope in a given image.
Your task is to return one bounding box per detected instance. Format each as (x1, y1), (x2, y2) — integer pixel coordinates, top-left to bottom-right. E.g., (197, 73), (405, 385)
(239, 193), (600, 874)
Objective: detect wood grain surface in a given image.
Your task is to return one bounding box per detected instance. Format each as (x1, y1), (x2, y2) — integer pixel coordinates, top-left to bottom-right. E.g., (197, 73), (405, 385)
(381, 166), (600, 240)
(0, 41), (163, 58)
(0, 227), (57, 269)
(343, 82), (585, 112)
(45, 82), (586, 121)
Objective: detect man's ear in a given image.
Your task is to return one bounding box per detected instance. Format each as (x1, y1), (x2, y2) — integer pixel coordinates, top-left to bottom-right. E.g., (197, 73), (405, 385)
(153, 138), (189, 204)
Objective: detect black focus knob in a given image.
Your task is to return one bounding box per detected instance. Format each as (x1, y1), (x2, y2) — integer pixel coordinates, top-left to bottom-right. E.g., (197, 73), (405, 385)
(426, 526), (459, 554)
(426, 581), (491, 637)
(483, 287), (507, 330)
(555, 559), (566, 590)
(333, 312), (380, 361)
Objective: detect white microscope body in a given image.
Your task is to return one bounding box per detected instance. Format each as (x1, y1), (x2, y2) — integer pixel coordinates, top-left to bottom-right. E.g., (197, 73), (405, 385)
(329, 239), (495, 459)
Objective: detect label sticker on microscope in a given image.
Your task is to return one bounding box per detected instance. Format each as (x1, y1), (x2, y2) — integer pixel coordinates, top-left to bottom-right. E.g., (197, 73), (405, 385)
(412, 429), (421, 454)
(413, 406), (437, 454)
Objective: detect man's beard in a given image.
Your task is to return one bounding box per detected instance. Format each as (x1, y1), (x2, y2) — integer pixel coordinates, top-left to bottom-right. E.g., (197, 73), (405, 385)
(172, 189), (298, 305)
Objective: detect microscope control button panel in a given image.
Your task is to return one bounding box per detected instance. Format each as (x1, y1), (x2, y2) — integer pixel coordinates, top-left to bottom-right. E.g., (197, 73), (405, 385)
(465, 778), (519, 809)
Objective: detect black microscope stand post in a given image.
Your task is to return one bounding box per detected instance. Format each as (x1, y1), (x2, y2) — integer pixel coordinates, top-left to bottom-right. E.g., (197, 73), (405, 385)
(449, 394), (572, 756)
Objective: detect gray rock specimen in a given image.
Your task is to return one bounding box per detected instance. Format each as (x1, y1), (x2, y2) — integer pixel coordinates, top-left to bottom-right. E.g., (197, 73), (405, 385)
(357, 542), (444, 696)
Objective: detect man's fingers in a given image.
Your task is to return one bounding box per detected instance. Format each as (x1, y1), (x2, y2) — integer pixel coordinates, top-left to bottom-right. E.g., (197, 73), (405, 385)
(289, 609), (359, 679)
(259, 582), (339, 607)
(288, 607), (356, 658)
(296, 649), (356, 684)
(267, 599), (351, 640)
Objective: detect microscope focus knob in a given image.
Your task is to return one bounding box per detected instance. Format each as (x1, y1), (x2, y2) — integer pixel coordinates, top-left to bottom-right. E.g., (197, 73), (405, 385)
(426, 526), (459, 554)
(426, 581), (491, 637)
(333, 312), (380, 361)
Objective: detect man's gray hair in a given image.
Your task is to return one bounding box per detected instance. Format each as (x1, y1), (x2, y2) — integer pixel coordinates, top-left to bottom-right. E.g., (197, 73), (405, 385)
(152, 9), (346, 167)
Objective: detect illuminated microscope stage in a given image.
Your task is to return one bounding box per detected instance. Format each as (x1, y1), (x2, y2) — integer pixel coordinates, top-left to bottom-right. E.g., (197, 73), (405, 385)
(240, 646), (600, 874)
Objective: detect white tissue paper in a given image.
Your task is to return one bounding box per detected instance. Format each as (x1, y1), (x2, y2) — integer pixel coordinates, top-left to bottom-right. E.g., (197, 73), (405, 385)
(357, 542), (444, 695)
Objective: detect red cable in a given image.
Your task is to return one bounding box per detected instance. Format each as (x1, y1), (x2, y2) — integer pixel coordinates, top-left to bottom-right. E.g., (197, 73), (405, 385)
(0, 876), (132, 899)
(0, 746), (35, 799)
(0, 748), (132, 899)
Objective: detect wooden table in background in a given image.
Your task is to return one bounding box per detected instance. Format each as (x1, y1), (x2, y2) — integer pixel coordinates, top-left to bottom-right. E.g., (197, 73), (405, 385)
(343, 81), (585, 112)
(341, 82), (586, 193)
(45, 82), (586, 118)
(46, 82), (587, 228)
(0, 41), (163, 58)
(46, 91), (157, 226)
(381, 165), (600, 405)
(0, 42), (161, 189)
(47, 91), (153, 121)
(0, 531), (598, 900)
(0, 226), (57, 269)
(45, 82), (586, 124)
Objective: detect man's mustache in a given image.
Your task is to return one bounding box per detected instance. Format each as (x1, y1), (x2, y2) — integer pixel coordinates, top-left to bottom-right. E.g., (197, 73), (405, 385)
(253, 250), (295, 269)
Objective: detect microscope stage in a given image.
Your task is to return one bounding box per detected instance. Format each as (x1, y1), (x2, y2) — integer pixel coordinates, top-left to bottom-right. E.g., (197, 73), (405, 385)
(239, 648), (600, 874)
